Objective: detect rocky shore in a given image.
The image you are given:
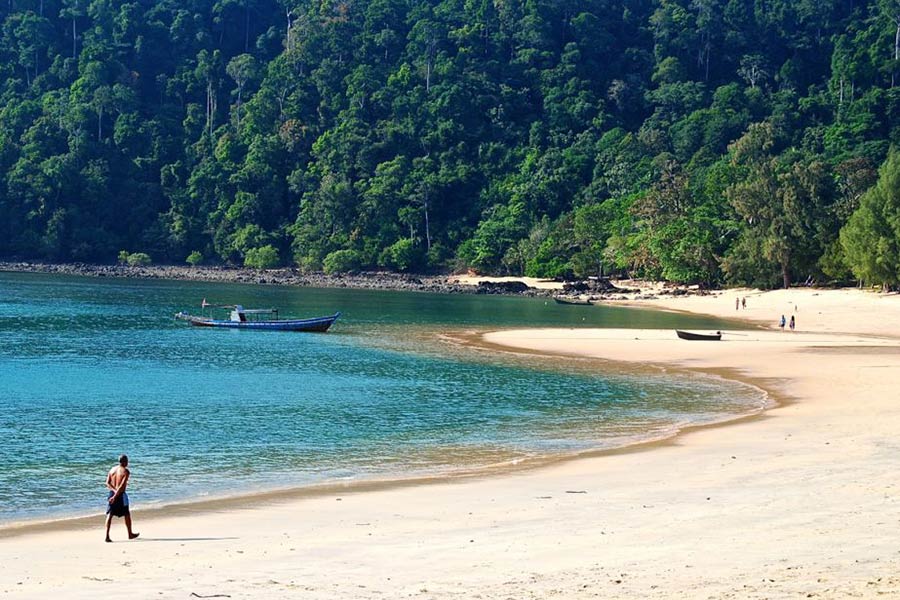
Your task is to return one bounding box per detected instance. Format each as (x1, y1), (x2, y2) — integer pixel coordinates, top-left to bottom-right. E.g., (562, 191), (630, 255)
(0, 261), (556, 296)
(1, 261), (717, 300)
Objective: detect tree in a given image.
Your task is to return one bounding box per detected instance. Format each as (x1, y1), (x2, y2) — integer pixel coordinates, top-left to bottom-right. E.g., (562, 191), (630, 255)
(724, 123), (832, 289)
(92, 86), (114, 140)
(5, 12), (53, 86)
(738, 55), (768, 89)
(196, 50), (224, 139)
(840, 149), (900, 289)
(0, 0), (889, 281)
(59, 0), (86, 59)
(879, 0), (900, 87)
(457, 202), (529, 274)
(572, 202), (611, 278)
(227, 53), (260, 128)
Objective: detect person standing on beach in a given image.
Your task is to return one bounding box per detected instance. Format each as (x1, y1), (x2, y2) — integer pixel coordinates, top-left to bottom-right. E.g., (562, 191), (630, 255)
(105, 454), (139, 543)
(780, 315), (786, 330)
(789, 315), (795, 331)
(736, 297), (739, 310)
(742, 297), (746, 309)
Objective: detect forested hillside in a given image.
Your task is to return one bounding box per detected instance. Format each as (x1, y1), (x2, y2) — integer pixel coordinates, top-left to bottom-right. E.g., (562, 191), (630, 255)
(2, 0), (900, 287)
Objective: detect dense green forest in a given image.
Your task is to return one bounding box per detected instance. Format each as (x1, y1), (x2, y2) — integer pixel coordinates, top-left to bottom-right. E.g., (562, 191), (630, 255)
(2, 0), (900, 287)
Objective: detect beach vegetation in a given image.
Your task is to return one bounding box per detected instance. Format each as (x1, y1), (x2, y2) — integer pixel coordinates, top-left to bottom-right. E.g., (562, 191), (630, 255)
(323, 249), (363, 274)
(125, 253), (152, 267)
(243, 245), (280, 269)
(840, 150), (900, 289)
(379, 238), (418, 272)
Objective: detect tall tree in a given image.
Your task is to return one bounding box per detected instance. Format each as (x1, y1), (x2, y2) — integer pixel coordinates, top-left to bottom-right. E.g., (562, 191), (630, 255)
(840, 149), (900, 289)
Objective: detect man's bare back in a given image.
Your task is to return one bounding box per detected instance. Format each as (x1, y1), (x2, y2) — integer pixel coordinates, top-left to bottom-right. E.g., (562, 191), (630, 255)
(106, 465), (129, 491)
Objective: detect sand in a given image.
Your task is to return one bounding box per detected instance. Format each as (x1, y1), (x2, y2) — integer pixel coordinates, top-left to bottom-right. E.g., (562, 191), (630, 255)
(448, 274), (565, 290)
(3, 287), (900, 598)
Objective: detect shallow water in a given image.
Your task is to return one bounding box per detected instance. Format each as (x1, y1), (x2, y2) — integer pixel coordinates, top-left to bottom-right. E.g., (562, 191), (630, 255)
(0, 272), (762, 524)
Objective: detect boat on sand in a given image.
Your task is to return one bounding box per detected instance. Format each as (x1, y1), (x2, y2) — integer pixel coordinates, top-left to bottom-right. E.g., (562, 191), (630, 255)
(675, 330), (721, 341)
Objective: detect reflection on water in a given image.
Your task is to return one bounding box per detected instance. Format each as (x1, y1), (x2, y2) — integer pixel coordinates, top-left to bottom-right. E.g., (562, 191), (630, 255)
(0, 272), (762, 524)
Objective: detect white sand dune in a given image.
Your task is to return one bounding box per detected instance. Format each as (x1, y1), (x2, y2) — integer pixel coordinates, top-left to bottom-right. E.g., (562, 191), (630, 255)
(3, 287), (900, 598)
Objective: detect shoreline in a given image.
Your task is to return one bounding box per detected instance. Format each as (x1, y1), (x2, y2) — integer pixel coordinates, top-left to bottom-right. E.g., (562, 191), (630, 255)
(3, 287), (900, 597)
(0, 359), (769, 540)
(0, 327), (771, 537)
(1, 260), (718, 300)
(0, 261), (555, 296)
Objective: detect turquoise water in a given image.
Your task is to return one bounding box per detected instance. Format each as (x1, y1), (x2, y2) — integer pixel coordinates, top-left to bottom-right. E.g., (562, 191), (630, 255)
(0, 272), (761, 524)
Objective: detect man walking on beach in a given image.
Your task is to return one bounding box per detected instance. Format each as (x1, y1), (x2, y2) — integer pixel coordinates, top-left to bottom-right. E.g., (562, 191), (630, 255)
(105, 454), (139, 543)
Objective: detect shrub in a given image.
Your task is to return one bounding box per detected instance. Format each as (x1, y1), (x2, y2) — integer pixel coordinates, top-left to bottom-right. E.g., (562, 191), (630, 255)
(379, 238), (418, 271)
(323, 249), (362, 274)
(244, 245), (280, 269)
(126, 252), (152, 266)
(293, 254), (321, 272)
(186, 251), (204, 266)
(117, 250), (130, 265)
(426, 242), (449, 270)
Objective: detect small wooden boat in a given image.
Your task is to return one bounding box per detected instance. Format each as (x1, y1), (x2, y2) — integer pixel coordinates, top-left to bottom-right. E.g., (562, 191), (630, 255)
(675, 330), (721, 341)
(176, 303), (339, 332)
(554, 296), (594, 306)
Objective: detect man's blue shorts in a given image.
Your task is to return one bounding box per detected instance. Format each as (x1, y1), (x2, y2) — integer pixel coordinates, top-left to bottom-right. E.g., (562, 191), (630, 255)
(106, 491), (130, 518)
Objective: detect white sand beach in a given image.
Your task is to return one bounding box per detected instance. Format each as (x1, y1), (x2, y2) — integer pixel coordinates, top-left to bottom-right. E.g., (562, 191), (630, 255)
(448, 273), (565, 290)
(3, 287), (900, 598)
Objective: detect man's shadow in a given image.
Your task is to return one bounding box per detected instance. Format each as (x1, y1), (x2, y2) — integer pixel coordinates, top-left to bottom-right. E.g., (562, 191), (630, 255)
(135, 536), (239, 542)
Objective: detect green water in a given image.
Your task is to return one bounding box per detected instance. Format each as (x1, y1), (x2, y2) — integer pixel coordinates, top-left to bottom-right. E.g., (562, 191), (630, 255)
(0, 271), (761, 524)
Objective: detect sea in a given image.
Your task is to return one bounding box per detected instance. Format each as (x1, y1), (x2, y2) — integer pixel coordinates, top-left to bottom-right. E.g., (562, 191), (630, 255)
(0, 271), (765, 525)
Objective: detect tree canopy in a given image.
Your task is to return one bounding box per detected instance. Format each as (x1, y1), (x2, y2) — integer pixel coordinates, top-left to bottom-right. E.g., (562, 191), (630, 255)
(0, 0), (899, 287)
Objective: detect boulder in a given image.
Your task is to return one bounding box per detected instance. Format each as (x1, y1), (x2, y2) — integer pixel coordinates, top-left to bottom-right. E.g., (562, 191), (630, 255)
(475, 280), (531, 294)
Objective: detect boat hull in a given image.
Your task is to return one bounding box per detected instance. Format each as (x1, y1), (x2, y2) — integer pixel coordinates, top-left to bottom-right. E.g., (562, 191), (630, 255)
(177, 312), (340, 332)
(675, 329), (721, 341)
(554, 297), (594, 305)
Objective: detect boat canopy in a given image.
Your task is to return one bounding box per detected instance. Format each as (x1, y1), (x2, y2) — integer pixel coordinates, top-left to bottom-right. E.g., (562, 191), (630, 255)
(229, 305), (278, 322)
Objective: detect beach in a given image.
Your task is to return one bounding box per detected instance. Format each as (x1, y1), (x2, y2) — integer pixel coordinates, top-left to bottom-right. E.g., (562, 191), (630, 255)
(3, 286), (900, 598)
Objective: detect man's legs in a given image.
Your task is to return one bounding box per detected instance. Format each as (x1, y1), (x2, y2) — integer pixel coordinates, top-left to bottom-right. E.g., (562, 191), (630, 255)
(105, 514), (113, 542)
(124, 513), (139, 539)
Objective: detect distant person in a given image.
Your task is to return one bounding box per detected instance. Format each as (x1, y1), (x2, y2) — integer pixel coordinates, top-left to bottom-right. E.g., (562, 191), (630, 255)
(736, 297), (739, 310)
(780, 315), (786, 330)
(742, 297), (746, 309)
(789, 315), (795, 331)
(105, 454), (139, 543)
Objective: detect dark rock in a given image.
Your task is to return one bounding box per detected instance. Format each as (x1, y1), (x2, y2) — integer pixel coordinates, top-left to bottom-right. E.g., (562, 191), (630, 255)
(475, 280), (530, 294)
(563, 281), (589, 293)
(564, 278), (638, 294)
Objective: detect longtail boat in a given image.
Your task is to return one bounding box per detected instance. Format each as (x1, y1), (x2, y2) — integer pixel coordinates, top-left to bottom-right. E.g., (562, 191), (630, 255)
(176, 302), (339, 332)
(675, 330), (721, 341)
